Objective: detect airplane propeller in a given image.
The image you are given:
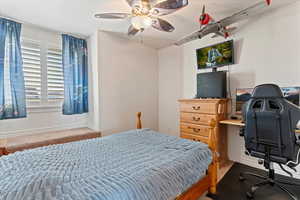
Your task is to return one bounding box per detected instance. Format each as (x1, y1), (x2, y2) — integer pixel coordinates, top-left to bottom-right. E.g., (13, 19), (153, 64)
(199, 5), (206, 29)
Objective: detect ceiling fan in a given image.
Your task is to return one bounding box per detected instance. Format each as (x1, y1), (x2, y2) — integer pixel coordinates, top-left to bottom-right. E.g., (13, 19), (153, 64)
(95, 0), (188, 36)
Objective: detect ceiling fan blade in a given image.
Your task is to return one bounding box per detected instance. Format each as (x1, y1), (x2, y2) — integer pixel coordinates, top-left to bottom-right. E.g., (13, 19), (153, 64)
(151, 0), (188, 16)
(126, 0), (136, 7)
(128, 25), (140, 36)
(152, 18), (175, 32)
(154, 0), (188, 10)
(94, 13), (130, 19)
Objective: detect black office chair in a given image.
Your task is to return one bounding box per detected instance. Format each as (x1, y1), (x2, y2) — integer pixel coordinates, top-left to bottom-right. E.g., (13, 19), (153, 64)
(239, 84), (300, 200)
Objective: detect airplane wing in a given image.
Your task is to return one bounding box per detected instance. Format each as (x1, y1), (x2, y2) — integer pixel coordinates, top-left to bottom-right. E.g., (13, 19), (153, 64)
(219, 0), (271, 27)
(175, 0), (271, 45)
(175, 24), (219, 45)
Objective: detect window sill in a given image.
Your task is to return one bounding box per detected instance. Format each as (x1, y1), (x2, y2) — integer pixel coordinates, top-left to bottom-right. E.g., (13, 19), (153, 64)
(27, 105), (62, 113)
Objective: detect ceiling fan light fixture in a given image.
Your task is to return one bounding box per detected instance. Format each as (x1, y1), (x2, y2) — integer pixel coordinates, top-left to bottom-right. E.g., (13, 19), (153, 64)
(131, 16), (152, 30)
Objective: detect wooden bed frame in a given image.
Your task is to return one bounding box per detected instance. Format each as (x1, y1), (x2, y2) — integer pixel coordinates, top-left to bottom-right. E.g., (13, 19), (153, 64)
(136, 112), (218, 200)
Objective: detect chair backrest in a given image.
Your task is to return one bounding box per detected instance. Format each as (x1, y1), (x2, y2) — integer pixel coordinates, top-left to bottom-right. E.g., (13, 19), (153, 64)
(242, 84), (300, 164)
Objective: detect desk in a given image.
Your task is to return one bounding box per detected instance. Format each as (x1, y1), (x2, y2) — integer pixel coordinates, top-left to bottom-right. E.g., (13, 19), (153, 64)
(220, 119), (300, 134)
(220, 119), (244, 127)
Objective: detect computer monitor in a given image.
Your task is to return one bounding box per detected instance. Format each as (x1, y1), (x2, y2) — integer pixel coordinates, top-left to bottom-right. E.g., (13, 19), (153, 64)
(197, 71), (227, 98)
(236, 87), (300, 114)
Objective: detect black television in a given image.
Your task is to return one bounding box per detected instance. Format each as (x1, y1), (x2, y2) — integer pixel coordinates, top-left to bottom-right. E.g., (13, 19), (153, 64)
(196, 40), (234, 70)
(197, 71), (227, 98)
(236, 87), (300, 114)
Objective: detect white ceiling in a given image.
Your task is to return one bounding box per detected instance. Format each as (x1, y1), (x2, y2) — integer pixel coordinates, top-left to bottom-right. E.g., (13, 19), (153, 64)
(0, 0), (299, 49)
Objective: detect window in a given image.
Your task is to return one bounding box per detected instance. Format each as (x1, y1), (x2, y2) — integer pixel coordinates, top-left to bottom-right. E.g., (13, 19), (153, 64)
(47, 48), (64, 100)
(21, 42), (42, 102)
(21, 39), (64, 108)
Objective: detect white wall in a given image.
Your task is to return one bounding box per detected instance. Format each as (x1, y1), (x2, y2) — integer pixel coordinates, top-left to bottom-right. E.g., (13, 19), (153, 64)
(158, 2), (300, 177)
(87, 31), (100, 131)
(0, 24), (88, 138)
(158, 46), (182, 136)
(97, 31), (159, 136)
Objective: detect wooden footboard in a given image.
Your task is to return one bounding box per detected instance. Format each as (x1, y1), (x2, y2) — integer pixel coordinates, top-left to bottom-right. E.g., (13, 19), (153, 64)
(136, 113), (218, 200)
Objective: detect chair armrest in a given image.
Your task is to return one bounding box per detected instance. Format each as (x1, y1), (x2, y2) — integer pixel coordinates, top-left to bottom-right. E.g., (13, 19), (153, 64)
(296, 130), (300, 145)
(239, 127), (245, 137)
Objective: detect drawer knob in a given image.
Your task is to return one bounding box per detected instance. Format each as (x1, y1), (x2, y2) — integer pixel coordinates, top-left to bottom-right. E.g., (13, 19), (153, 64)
(193, 128), (200, 133)
(188, 127), (201, 133)
(192, 106), (201, 110)
(193, 117), (201, 121)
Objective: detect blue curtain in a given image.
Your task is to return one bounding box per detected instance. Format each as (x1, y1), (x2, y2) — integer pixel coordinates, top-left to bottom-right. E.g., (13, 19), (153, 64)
(0, 18), (26, 120)
(62, 34), (88, 115)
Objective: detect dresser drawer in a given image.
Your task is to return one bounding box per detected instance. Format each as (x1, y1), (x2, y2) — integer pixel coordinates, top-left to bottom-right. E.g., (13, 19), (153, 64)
(181, 133), (208, 144)
(180, 112), (217, 125)
(180, 123), (210, 137)
(179, 101), (217, 114)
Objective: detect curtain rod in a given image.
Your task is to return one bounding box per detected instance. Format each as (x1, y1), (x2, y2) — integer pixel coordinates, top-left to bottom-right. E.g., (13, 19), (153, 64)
(0, 13), (88, 40)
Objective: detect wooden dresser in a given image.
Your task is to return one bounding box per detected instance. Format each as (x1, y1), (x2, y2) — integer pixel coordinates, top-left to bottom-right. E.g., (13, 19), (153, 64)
(179, 99), (229, 166)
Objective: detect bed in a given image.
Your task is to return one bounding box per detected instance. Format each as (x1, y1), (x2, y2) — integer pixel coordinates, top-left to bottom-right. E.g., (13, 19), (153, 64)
(0, 113), (218, 200)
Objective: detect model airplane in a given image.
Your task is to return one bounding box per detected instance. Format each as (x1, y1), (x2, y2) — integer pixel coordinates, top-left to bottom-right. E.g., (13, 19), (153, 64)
(175, 0), (272, 45)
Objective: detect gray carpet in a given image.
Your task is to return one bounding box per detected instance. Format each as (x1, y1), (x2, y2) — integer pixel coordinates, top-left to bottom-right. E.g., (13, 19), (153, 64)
(214, 163), (300, 200)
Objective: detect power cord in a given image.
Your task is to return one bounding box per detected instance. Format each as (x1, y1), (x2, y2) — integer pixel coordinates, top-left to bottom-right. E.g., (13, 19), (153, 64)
(227, 65), (233, 114)
(227, 65), (232, 99)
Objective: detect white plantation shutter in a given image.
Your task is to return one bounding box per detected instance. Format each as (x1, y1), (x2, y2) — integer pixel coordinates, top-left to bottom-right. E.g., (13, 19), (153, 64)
(21, 42), (42, 102)
(20, 38), (64, 107)
(47, 48), (64, 100)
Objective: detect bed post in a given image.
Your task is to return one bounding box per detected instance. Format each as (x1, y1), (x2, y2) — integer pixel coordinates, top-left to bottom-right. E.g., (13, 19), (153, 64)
(175, 119), (218, 200)
(207, 119), (218, 197)
(136, 112), (142, 129)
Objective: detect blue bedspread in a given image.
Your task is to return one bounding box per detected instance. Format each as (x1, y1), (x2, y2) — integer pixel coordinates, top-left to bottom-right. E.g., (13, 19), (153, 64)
(0, 129), (212, 200)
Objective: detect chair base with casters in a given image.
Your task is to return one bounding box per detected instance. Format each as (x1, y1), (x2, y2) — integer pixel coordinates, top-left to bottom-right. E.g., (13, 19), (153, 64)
(239, 161), (300, 200)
